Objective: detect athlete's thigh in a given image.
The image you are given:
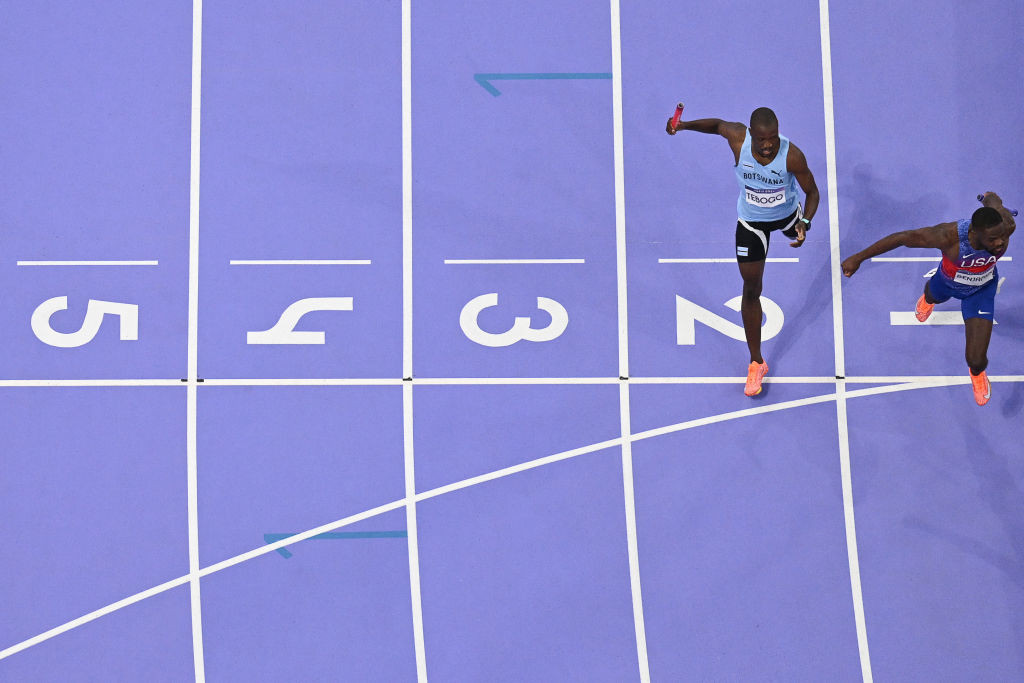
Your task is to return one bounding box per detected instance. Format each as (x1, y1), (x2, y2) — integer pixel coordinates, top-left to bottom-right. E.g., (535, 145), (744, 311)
(925, 272), (954, 304)
(964, 316), (994, 357)
(737, 257), (766, 285)
(959, 278), (996, 321)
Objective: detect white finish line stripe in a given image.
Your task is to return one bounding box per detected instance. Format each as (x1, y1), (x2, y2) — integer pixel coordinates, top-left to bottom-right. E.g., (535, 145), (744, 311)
(17, 260), (159, 266)
(659, 258), (799, 263)
(443, 258), (585, 265)
(229, 260), (371, 265)
(0, 375), (1022, 388)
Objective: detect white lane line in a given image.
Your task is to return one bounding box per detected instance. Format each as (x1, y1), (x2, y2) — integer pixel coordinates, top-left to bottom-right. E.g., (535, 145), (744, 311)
(402, 0), (413, 383)
(609, 3), (630, 383)
(443, 258), (585, 265)
(16, 260), (159, 266)
(403, 382), (428, 681)
(658, 258), (799, 263)
(871, 256), (1012, 262)
(187, 0), (206, 679)
(400, 4), (425, 679)
(610, 0), (647, 673)
(619, 383), (650, 680)
(819, 0), (872, 679)
(0, 378), (969, 663)
(229, 260), (371, 266)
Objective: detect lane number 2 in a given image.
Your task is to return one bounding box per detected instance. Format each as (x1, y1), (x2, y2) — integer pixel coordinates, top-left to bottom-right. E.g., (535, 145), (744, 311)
(676, 295), (784, 345)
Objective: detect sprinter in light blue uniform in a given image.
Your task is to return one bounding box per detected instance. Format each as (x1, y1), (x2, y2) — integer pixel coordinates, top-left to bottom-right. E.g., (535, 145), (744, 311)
(668, 107), (820, 396)
(735, 132), (801, 222)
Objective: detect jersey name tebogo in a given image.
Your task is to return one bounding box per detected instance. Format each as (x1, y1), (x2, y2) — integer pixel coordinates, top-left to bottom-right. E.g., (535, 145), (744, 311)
(735, 129), (800, 222)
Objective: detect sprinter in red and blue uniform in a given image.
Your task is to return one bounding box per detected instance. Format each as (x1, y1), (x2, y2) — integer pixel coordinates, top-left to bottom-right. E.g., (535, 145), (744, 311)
(841, 193), (1015, 405)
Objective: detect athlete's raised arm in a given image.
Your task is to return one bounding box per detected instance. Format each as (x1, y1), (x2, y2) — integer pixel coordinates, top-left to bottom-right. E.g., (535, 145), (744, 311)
(980, 191), (1016, 235)
(667, 116), (746, 159)
(841, 223), (958, 277)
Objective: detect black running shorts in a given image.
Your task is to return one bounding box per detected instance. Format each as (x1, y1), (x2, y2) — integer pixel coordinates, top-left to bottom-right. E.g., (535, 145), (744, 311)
(735, 208), (802, 263)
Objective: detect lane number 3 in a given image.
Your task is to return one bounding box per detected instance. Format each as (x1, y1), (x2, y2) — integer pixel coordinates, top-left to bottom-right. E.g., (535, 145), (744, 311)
(459, 293), (569, 347)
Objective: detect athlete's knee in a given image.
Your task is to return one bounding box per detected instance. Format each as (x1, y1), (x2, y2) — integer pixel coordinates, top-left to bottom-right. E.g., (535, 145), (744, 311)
(742, 281), (762, 301)
(965, 350), (988, 374)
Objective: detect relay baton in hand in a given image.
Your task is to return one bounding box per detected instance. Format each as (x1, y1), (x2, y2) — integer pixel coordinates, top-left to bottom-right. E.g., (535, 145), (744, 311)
(977, 193), (1019, 216)
(670, 103), (684, 131)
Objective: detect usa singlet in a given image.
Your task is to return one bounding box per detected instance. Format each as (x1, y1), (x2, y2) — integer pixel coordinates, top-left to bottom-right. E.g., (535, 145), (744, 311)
(735, 129), (800, 222)
(935, 219), (1001, 296)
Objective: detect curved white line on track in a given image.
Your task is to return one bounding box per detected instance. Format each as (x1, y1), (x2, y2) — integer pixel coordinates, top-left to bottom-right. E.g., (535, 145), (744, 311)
(0, 377), (983, 663)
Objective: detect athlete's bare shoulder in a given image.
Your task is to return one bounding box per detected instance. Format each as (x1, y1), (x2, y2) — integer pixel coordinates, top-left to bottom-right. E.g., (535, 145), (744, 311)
(720, 121), (747, 141)
(720, 122), (746, 162)
(923, 221), (961, 258)
(785, 142), (810, 173)
(716, 121), (749, 149)
(928, 221), (959, 242)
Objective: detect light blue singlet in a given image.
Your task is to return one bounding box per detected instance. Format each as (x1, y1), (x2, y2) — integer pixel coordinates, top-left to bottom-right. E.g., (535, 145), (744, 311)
(735, 129), (800, 222)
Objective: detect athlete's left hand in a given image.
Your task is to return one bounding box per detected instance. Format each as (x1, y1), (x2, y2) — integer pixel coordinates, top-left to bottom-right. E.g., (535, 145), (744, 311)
(789, 221), (807, 247)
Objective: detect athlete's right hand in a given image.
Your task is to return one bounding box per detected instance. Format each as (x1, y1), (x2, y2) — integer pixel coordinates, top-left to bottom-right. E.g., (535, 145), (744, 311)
(980, 191), (1003, 207)
(666, 118), (677, 135)
(841, 256), (860, 277)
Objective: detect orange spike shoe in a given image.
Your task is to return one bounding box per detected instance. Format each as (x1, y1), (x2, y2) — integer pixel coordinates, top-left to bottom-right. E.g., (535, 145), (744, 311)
(915, 294), (934, 322)
(744, 360), (769, 397)
(970, 370), (991, 406)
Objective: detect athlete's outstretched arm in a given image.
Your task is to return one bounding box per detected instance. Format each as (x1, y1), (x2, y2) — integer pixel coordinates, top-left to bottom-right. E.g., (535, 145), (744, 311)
(841, 223), (957, 277)
(666, 117), (741, 136)
(667, 115), (745, 151)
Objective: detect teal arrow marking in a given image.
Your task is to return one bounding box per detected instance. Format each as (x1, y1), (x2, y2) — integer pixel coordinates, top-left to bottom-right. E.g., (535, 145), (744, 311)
(264, 531), (408, 559)
(474, 72), (612, 97)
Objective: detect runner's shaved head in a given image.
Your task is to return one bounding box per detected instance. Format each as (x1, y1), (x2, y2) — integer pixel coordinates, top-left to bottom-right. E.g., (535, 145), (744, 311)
(750, 107), (778, 129)
(972, 206), (1003, 231)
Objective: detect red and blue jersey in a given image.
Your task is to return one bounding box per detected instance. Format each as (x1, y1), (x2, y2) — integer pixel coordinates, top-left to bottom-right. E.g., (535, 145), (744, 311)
(936, 219), (1001, 295)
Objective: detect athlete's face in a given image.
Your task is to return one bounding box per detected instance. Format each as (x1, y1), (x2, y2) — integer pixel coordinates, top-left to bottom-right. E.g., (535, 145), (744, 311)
(974, 222), (1009, 256)
(750, 124), (780, 161)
